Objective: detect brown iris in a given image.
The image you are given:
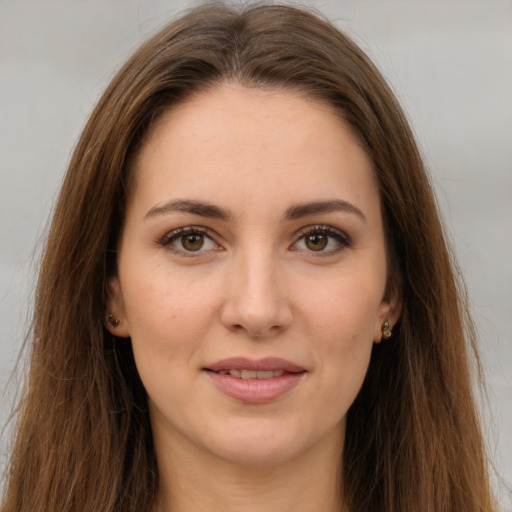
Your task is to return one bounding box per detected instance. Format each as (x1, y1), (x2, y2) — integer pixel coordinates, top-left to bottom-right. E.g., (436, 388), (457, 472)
(305, 233), (328, 251)
(181, 233), (204, 251)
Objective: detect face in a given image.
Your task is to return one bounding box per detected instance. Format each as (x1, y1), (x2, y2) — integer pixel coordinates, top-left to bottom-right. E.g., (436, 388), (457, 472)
(107, 84), (401, 468)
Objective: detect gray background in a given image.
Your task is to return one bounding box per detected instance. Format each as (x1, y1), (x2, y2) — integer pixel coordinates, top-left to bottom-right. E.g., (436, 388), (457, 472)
(1, 0), (511, 508)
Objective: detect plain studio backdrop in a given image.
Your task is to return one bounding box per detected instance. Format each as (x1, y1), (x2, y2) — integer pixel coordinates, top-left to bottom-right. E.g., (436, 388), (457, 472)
(1, 0), (511, 508)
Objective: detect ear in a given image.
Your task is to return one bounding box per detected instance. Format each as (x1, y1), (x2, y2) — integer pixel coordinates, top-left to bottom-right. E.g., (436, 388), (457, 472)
(105, 275), (131, 338)
(373, 284), (402, 344)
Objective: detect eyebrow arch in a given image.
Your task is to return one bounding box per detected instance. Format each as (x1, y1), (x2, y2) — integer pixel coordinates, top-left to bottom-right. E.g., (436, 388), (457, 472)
(144, 198), (365, 223)
(284, 199), (366, 223)
(144, 199), (231, 221)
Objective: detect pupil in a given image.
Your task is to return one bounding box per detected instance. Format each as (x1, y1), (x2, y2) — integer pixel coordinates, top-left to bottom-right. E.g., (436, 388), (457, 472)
(306, 234), (327, 251)
(182, 233), (204, 251)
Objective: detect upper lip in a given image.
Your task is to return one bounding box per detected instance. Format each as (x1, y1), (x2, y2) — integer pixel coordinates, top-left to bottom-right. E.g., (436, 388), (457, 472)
(205, 357), (306, 373)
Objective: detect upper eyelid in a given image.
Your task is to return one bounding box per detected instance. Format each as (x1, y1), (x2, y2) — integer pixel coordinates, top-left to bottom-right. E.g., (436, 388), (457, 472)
(165, 225), (212, 236)
(291, 224), (351, 253)
(293, 224), (350, 241)
(159, 226), (219, 246)
(158, 224), (350, 249)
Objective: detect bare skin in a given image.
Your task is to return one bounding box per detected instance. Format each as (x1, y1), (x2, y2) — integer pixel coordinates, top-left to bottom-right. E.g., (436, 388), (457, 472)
(106, 84), (401, 512)
(153, 420), (343, 512)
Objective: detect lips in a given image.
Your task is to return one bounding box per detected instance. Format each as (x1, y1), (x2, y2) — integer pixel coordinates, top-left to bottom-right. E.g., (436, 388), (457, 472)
(204, 357), (306, 403)
(216, 369), (285, 379)
(206, 357), (305, 374)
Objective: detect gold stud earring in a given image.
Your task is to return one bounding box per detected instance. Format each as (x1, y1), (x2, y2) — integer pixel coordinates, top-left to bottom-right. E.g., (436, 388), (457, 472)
(382, 320), (392, 339)
(105, 313), (120, 327)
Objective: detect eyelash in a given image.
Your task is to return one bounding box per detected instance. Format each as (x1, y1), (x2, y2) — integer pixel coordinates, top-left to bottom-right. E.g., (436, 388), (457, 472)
(158, 226), (220, 257)
(292, 225), (351, 254)
(158, 224), (351, 256)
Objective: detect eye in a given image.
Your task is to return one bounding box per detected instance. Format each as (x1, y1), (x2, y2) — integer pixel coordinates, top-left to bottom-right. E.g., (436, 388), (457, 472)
(180, 232), (205, 251)
(159, 227), (220, 255)
(304, 233), (328, 251)
(293, 225), (350, 254)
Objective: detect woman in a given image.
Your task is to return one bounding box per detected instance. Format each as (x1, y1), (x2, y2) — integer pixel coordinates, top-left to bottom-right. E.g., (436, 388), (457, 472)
(1, 3), (497, 512)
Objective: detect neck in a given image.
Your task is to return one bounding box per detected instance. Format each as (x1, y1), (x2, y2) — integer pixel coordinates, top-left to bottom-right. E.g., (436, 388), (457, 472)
(152, 427), (346, 512)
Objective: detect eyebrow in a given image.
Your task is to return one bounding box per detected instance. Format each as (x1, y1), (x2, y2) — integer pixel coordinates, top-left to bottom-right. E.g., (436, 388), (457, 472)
(144, 199), (231, 220)
(284, 199), (366, 223)
(144, 198), (366, 223)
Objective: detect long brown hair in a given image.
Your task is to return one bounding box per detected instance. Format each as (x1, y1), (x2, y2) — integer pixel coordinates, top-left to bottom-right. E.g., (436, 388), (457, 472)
(2, 3), (496, 511)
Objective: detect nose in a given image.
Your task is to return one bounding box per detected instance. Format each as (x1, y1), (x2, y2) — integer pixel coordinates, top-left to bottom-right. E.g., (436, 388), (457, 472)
(220, 248), (293, 338)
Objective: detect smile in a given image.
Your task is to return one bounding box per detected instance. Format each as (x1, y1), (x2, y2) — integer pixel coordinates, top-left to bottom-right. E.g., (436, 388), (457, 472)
(204, 357), (306, 403)
(215, 369), (285, 379)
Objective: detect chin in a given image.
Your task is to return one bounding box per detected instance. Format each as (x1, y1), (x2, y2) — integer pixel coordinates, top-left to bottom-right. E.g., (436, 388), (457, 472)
(200, 418), (318, 468)
(212, 440), (301, 468)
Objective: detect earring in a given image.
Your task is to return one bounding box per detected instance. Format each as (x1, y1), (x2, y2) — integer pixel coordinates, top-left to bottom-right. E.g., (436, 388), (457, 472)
(105, 313), (120, 327)
(382, 320), (392, 339)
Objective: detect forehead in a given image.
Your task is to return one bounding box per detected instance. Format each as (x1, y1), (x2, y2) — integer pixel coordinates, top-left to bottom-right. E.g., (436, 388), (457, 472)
(128, 83), (379, 218)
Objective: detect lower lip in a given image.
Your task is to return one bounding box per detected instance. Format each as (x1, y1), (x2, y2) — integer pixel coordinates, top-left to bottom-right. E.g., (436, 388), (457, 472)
(205, 371), (305, 403)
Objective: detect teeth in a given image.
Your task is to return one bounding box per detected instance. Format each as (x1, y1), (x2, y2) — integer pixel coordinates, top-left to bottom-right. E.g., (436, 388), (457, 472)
(217, 369), (285, 379)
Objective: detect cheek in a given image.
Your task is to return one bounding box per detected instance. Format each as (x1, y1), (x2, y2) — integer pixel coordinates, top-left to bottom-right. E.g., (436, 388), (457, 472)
(316, 299), (375, 385)
(119, 263), (221, 373)
(299, 271), (383, 401)
(300, 273), (383, 346)
(124, 282), (217, 416)
(313, 311), (374, 425)
(122, 253), (217, 328)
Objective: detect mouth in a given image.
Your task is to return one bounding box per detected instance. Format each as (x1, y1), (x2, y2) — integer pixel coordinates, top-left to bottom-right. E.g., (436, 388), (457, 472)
(205, 356), (306, 373)
(211, 369), (288, 379)
(204, 357), (306, 403)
